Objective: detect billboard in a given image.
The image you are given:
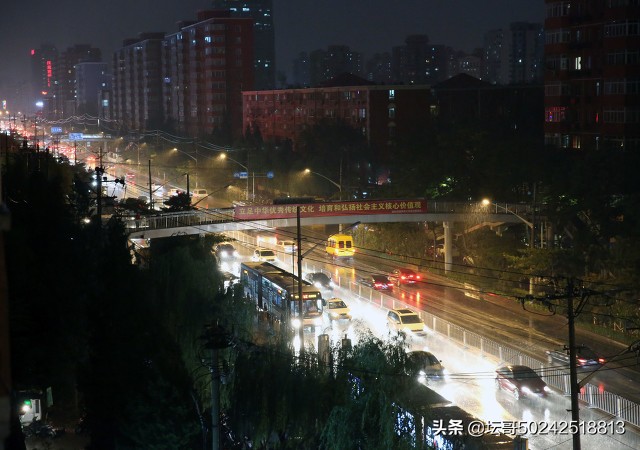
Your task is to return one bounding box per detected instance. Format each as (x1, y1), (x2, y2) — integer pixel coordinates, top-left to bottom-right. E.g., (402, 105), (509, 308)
(234, 199), (426, 220)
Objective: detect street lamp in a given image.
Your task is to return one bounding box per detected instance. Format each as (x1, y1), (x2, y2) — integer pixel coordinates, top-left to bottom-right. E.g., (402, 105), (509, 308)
(303, 168), (342, 200)
(481, 198), (534, 247)
(172, 147), (198, 188)
(219, 153), (249, 201)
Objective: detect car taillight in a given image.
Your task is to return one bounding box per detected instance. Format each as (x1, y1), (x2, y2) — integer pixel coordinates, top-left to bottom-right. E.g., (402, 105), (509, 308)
(598, 358), (605, 363)
(374, 283), (382, 287)
(578, 358), (587, 364)
(401, 276), (406, 280)
(415, 275), (421, 280)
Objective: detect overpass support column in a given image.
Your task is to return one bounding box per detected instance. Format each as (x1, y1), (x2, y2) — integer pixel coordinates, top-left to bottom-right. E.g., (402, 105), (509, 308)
(443, 221), (453, 273)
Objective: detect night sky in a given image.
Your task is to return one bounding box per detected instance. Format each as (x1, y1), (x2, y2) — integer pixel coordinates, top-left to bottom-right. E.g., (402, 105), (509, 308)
(0, 0), (543, 103)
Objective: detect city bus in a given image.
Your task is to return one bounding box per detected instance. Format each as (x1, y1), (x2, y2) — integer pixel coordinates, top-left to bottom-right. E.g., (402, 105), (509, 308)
(240, 261), (324, 331)
(326, 233), (355, 260)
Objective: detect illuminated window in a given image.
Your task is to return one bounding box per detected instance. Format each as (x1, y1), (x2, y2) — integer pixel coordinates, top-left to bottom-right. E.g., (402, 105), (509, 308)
(545, 106), (566, 122)
(389, 89), (395, 99)
(574, 57), (582, 70)
(388, 106), (396, 119)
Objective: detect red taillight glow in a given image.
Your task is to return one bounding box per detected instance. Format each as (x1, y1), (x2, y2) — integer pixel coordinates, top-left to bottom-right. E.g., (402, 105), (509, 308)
(401, 276), (406, 280)
(598, 358), (605, 363)
(578, 358), (587, 364)
(416, 275), (421, 280)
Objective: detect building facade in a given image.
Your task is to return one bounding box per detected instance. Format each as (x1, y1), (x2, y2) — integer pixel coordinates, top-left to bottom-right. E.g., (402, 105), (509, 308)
(242, 77), (434, 156)
(112, 33), (165, 132)
(75, 62), (110, 117)
(211, 0), (275, 90)
(54, 45), (102, 119)
(544, 0), (640, 151)
(162, 10), (254, 138)
(29, 44), (58, 115)
(484, 22), (544, 85)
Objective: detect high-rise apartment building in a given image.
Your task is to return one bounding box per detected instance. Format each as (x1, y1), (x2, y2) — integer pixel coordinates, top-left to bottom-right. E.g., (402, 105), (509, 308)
(211, 0), (275, 90)
(392, 35), (450, 85)
(309, 45), (363, 86)
(75, 62), (110, 117)
(544, 0), (640, 151)
(29, 44), (58, 115)
(162, 10), (254, 138)
(54, 45), (102, 119)
(112, 33), (165, 132)
(484, 22), (543, 85)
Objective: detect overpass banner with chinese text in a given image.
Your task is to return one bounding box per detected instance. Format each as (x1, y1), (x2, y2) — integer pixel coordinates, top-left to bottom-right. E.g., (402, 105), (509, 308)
(234, 199), (426, 220)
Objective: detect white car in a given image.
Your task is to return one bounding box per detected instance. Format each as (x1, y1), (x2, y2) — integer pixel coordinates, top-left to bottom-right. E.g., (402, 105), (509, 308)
(278, 240), (298, 253)
(324, 298), (351, 321)
(387, 308), (426, 335)
(252, 248), (276, 262)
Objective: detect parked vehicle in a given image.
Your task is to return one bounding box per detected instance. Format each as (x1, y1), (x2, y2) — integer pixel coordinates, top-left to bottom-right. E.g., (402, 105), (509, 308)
(22, 419), (59, 438)
(495, 365), (550, 400)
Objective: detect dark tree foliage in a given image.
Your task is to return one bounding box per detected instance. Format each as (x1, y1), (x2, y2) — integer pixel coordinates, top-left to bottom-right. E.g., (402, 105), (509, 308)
(162, 192), (193, 211)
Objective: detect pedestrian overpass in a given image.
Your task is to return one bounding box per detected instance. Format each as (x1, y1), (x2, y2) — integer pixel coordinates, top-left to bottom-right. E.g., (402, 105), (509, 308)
(126, 199), (539, 272)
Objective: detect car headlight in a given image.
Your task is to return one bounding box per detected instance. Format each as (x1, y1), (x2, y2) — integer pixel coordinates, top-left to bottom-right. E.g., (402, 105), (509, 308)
(233, 251), (239, 257)
(521, 386), (533, 395)
(220, 251), (228, 258)
(314, 282), (322, 289)
(291, 318), (301, 329)
(544, 386), (551, 393)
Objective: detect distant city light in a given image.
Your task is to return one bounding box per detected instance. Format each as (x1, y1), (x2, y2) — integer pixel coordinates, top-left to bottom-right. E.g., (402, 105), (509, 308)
(35, 101), (44, 108)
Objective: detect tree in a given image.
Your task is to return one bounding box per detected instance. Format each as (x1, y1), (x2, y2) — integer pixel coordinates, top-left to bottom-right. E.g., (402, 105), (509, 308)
(162, 192), (193, 211)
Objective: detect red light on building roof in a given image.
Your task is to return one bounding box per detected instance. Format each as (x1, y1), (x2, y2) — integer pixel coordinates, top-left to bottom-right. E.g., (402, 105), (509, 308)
(31, 49), (35, 55)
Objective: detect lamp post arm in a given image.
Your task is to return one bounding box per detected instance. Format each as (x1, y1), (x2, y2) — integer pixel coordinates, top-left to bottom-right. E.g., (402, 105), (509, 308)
(492, 203), (533, 229)
(309, 170), (341, 191)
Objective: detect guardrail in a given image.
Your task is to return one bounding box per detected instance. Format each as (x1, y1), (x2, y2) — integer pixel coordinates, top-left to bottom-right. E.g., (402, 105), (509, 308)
(225, 229), (640, 429)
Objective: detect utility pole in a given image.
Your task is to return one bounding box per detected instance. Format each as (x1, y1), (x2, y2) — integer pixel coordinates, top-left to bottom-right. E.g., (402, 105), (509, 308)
(203, 322), (231, 450)
(148, 160), (153, 209)
(296, 207), (304, 347)
(567, 279), (581, 450)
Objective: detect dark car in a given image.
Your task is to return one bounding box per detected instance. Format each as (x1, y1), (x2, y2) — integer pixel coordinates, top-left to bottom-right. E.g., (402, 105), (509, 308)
(214, 243), (238, 260)
(547, 345), (605, 368)
(388, 268), (422, 286)
(305, 272), (334, 291)
(406, 351), (445, 380)
(495, 365), (550, 400)
(359, 274), (392, 290)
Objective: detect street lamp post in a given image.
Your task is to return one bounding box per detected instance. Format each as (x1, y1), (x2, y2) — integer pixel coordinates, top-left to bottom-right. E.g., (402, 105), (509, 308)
(172, 147), (198, 189)
(219, 153), (249, 201)
(303, 168), (342, 201)
(481, 199), (534, 247)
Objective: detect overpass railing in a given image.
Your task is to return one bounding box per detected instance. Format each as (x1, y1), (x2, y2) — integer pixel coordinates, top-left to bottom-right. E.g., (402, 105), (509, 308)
(123, 202), (535, 232)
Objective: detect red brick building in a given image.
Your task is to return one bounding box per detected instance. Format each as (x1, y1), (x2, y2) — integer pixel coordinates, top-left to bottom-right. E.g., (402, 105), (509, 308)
(163, 10), (255, 139)
(242, 74), (434, 156)
(544, 0), (640, 151)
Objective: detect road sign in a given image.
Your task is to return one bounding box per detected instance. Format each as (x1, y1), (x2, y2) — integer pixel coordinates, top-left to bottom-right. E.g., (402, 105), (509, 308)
(266, 171), (274, 179)
(69, 133), (83, 141)
(234, 171), (248, 179)
(51, 127), (62, 134)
